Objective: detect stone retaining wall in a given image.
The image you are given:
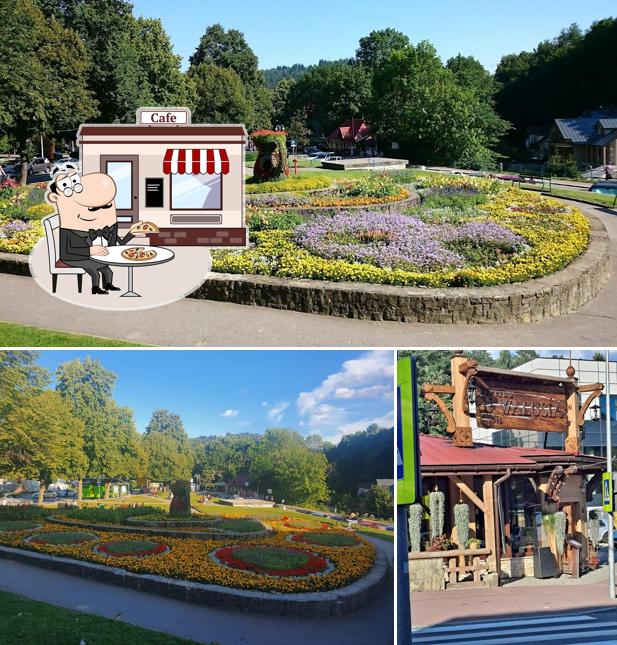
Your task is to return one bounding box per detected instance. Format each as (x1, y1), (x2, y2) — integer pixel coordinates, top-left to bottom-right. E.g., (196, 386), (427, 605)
(0, 207), (609, 324)
(0, 544), (389, 617)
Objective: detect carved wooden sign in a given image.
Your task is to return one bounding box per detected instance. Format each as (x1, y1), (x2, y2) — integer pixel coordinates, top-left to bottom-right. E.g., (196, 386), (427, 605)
(474, 373), (568, 433)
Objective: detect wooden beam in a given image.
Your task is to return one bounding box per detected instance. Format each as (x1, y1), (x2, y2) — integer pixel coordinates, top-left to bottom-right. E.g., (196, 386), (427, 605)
(422, 384), (456, 395)
(483, 476), (497, 573)
(452, 476), (486, 513)
(577, 387), (603, 427)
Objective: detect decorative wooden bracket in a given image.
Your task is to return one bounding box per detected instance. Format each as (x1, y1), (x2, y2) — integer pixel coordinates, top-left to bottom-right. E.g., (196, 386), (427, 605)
(422, 384), (456, 434)
(451, 476), (486, 513)
(577, 382), (604, 427)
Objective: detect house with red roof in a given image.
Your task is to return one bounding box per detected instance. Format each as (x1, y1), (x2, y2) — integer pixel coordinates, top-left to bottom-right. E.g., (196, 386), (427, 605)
(326, 118), (376, 157)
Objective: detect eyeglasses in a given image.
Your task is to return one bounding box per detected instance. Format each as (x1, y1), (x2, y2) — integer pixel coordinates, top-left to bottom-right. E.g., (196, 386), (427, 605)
(62, 183), (83, 197)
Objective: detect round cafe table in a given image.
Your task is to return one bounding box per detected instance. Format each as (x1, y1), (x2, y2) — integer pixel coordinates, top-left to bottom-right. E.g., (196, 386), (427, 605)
(90, 245), (175, 297)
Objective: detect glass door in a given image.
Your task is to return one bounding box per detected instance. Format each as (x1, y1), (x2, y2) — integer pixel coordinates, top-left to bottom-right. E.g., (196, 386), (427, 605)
(100, 155), (139, 223)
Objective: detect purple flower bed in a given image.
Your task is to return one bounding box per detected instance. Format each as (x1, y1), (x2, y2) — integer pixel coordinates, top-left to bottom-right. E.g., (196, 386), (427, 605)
(294, 211), (525, 271)
(0, 219), (33, 238)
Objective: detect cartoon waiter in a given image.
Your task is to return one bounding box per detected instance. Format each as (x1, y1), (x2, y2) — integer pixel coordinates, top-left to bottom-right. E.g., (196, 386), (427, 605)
(46, 169), (143, 295)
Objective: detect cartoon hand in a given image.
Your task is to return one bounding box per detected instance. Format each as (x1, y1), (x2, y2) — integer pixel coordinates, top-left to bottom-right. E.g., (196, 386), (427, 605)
(91, 245), (109, 256)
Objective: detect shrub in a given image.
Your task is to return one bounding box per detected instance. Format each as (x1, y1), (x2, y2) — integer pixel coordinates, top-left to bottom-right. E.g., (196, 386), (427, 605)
(0, 506), (49, 521)
(245, 150), (258, 163)
(546, 156), (580, 179)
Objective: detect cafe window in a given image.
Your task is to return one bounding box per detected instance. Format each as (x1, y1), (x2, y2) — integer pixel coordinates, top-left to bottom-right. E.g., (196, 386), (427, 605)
(170, 173), (222, 210)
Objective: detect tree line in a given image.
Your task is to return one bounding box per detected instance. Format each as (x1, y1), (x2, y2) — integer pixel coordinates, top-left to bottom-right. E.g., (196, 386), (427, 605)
(191, 423), (393, 517)
(8, 4), (605, 173)
(0, 352), (393, 517)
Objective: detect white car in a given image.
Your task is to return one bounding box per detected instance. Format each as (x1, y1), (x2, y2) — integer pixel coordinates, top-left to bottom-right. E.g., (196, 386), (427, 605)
(51, 157), (80, 174)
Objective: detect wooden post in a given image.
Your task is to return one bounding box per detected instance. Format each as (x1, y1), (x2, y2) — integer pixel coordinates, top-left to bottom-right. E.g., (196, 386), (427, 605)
(482, 476), (497, 573)
(451, 355), (472, 447)
(565, 368), (580, 453)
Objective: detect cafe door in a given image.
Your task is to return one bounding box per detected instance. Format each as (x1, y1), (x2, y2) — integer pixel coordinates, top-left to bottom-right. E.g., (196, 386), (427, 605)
(100, 155), (139, 224)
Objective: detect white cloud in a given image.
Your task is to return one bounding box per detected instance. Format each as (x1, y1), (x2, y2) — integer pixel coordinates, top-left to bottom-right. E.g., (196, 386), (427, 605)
(267, 402), (289, 424)
(295, 351), (394, 444)
(319, 411), (395, 444)
(220, 409), (239, 418)
(297, 351), (393, 415)
(261, 401), (268, 407)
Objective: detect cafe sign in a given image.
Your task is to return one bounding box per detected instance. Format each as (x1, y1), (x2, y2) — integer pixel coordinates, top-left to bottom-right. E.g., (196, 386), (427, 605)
(475, 373), (568, 433)
(136, 107), (191, 125)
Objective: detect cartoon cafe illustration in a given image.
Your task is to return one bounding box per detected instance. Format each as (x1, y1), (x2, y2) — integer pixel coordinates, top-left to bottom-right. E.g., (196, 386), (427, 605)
(77, 108), (247, 247)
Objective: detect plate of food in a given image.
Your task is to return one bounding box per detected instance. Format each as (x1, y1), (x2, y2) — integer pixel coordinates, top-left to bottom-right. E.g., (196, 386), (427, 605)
(121, 247), (157, 262)
(129, 221), (159, 234)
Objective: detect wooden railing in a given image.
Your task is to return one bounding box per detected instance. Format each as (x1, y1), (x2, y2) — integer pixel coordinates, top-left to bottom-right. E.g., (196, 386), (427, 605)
(408, 547), (492, 587)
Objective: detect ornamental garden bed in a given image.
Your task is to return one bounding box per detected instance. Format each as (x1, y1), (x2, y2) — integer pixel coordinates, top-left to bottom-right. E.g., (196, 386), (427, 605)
(289, 531), (361, 548)
(0, 521), (376, 595)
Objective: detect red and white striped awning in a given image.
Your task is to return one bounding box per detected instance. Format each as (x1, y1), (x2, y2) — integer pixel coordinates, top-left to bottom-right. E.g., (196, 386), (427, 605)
(163, 149), (230, 175)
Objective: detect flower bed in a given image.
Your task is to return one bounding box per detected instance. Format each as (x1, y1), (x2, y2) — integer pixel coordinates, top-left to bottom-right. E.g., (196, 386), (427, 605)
(214, 183), (590, 288)
(246, 176), (332, 194)
(0, 182), (50, 254)
(290, 531), (360, 548)
(0, 523), (375, 593)
(246, 175), (409, 210)
(212, 545), (330, 577)
(0, 520), (42, 532)
(95, 539), (170, 558)
(26, 531), (97, 545)
(126, 514), (265, 534)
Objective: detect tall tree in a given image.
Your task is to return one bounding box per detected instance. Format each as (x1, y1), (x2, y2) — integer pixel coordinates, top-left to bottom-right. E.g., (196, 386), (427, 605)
(143, 430), (190, 482)
(0, 0), (96, 182)
(250, 429), (329, 505)
(189, 23), (261, 90)
(188, 63), (253, 125)
(0, 391), (85, 505)
(0, 351), (48, 423)
(371, 42), (509, 168)
(145, 409), (194, 478)
(356, 28), (410, 69)
(55, 357), (116, 500)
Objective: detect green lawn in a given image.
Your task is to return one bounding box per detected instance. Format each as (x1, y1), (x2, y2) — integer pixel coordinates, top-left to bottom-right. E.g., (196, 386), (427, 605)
(355, 527), (394, 543)
(0, 321), (144, 347)
(519, 184), (617, 208)
(0, 590), (213, 645)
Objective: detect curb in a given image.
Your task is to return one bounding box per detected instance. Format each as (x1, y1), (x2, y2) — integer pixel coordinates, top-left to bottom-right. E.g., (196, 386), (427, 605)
(0, 544), (389, 617)
(0, 206), (610, 325)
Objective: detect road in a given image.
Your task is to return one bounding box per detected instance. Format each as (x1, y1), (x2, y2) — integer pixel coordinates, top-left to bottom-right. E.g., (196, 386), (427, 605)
(411, 610), (617, 644)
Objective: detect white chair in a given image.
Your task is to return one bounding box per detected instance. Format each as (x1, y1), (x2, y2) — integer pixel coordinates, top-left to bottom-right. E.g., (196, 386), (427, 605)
(42, 214), (85, 293)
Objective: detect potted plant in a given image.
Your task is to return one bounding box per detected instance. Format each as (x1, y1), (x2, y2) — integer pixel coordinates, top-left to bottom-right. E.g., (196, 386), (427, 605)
(466, 537), (482, 550)
(429, 490), (445, 540)
(408, 504), (423, 553)
(426, 535), (456, 551)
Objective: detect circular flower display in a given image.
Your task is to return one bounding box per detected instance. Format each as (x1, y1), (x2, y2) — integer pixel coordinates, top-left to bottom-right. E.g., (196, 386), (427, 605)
(95, 539), (169, 557)
(290, 531), (360, 548)
(26, 531), (97, 546)
(212, 545), (329, 577)
(0, 520), (41, 532)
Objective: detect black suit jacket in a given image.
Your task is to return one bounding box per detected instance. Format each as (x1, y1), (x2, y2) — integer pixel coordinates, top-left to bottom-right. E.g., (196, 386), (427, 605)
(59, 224), (134, 262)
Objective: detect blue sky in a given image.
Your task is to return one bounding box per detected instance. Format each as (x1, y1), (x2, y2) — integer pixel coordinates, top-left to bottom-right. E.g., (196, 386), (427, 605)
(131, 0), (616, 71)
(35, 350), (394, 443)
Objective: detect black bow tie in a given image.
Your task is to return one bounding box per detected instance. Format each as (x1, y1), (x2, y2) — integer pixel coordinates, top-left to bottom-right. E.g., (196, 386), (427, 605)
(89, 226), (112, 242)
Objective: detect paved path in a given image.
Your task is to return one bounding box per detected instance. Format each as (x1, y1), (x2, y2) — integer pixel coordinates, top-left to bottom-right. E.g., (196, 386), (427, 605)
(0, 536), (393, 645)
(0, 202), (615, 347)
(412, 611), (617, 644)
(411, 575), (617, 628)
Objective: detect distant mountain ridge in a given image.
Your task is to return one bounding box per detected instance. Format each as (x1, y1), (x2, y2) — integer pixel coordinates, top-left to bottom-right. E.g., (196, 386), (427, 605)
(261, 58), (354, 87)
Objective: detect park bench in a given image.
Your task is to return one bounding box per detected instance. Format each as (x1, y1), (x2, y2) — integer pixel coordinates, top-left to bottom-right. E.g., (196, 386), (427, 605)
(514, 174), (552, 193)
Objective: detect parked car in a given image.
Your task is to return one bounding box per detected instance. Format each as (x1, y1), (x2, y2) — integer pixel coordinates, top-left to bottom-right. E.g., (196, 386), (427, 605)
(29, 157), (50, 175)
(590, 180), (617, 195)
(0, 164), (20, 181)
(51, 157), (80, 174)
(309, 152), (332, 160)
